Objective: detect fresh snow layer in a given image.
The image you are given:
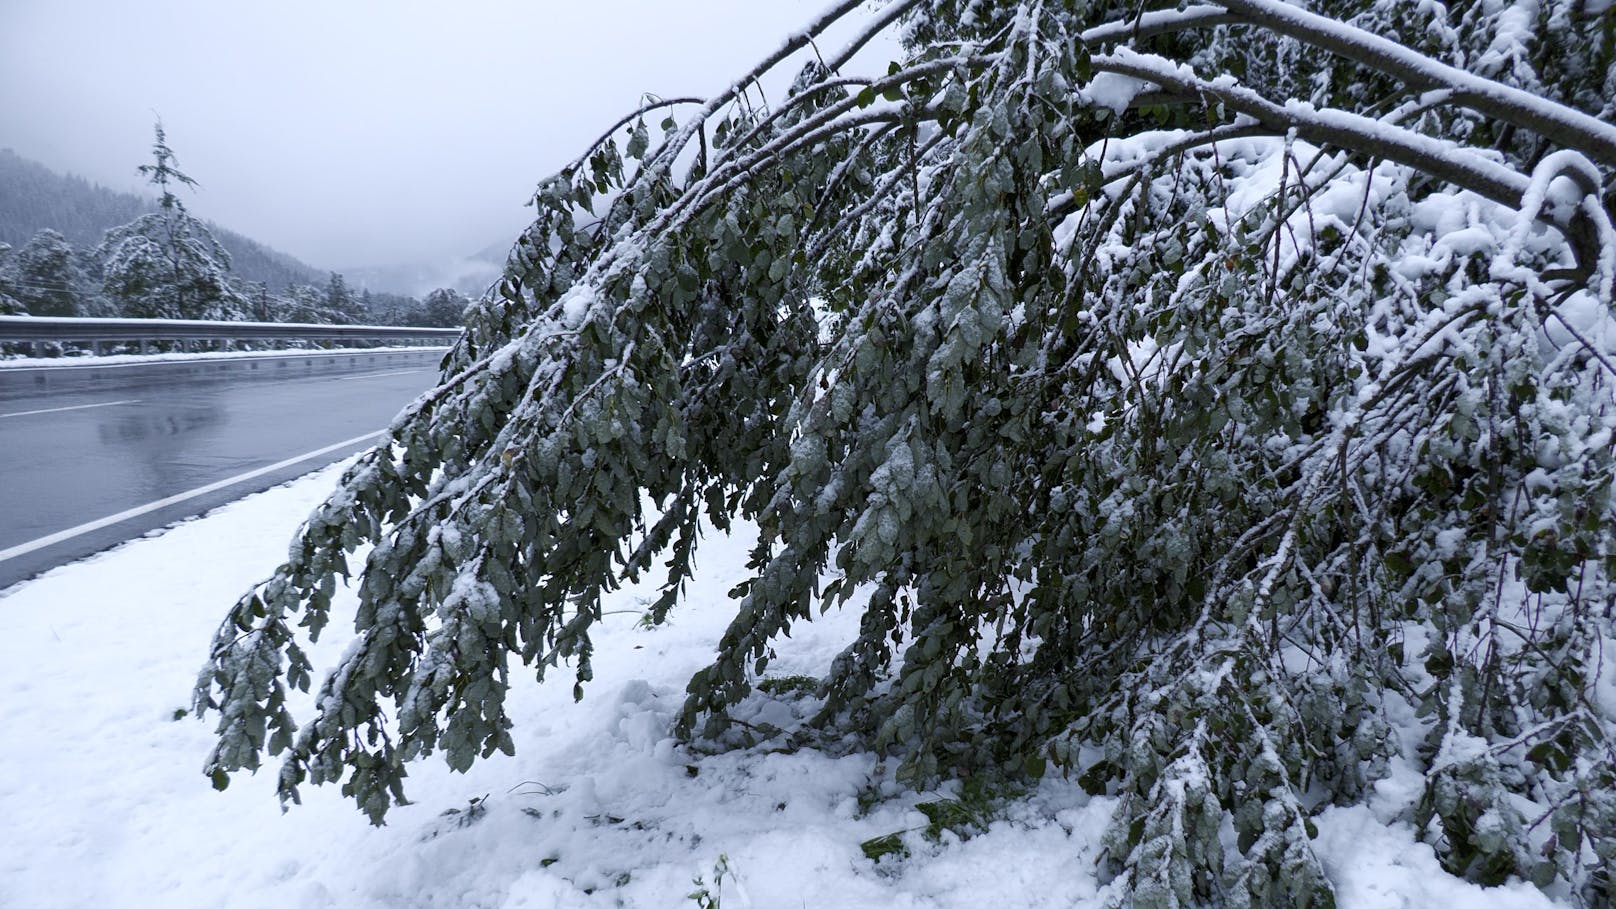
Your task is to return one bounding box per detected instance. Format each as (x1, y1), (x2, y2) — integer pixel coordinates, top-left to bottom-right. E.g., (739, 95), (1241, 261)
(1084, 72), (1152, 115)
(0, 461), (1575, 907)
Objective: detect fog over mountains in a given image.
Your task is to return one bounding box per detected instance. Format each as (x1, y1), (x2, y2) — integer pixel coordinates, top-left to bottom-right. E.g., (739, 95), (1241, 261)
(338, 241), (505, 301)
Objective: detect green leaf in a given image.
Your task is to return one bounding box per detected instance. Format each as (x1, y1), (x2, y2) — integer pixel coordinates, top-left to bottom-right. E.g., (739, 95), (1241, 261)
(1079, 760), (1113, 796)
(1525, 741), (1569, 773)
(860, 832), (909, 862)
(625, 121), (649, 159)
(1384, 550), (1415, 576)
(1024, 753), (1047, 780)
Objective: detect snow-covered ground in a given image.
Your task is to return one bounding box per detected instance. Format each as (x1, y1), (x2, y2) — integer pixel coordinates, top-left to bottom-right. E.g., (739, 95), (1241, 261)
(0, 462), (1567, 908)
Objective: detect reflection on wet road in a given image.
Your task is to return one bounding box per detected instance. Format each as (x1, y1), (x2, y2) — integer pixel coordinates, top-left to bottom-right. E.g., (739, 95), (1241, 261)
(0, 366), (438, 589)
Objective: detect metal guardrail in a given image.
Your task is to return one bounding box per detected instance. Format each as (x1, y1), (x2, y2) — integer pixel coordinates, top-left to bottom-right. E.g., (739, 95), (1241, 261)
(0, 346), (451, 400)
(0, 315), (462, 354)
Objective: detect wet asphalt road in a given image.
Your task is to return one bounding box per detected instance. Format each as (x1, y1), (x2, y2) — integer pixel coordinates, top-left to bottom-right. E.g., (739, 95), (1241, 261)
(0, 364), (439, 591)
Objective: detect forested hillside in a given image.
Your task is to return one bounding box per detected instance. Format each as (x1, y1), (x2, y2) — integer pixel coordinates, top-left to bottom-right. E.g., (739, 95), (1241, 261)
(0, 143), (467, 330)
(0, 148), (320, 293)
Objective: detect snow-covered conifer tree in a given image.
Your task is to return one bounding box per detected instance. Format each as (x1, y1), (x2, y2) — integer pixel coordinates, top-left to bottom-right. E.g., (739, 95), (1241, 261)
(4, 228), (85, 316)
(323, 272), (363, 324)
(0, 243), (22, 316)
(198, 2), (1616, 903)
(97, 123), (246, 320)
(416, 287), (469, 327)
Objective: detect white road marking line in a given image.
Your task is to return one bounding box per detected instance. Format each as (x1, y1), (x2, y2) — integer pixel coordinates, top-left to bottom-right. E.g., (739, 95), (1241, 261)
(330, 368), (432, 381)
(0, 429), (384, 564)
(0, 399), (140, 419)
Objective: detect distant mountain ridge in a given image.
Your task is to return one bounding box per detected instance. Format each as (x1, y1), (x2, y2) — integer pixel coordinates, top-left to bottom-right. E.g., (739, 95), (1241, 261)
(0, 148), (323, 293)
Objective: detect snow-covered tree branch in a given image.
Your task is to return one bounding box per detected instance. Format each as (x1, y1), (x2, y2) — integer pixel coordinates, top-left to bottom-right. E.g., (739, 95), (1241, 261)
(197, 1), (1615, 904)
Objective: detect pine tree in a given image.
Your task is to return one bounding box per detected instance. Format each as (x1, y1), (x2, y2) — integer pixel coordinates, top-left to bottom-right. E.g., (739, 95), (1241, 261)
(4, 228), (84, 316)
(0, 243), (22, 315)
(360, 288), (431, 326)
(97, 123), (246, 320)
(323, 272), (363, 324)
(197, 2), (1616, 903)
(241, 281), (275, 322)
(277, 284), (328, 323)
(415, 287), (468, 327)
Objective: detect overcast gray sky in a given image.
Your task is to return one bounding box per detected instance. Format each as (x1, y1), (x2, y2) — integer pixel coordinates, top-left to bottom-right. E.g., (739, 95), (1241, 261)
(0, 1), (893, 271)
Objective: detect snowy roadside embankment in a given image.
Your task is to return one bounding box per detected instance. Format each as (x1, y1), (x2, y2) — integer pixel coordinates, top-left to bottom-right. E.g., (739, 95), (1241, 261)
(0, 462), (1567, 908)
